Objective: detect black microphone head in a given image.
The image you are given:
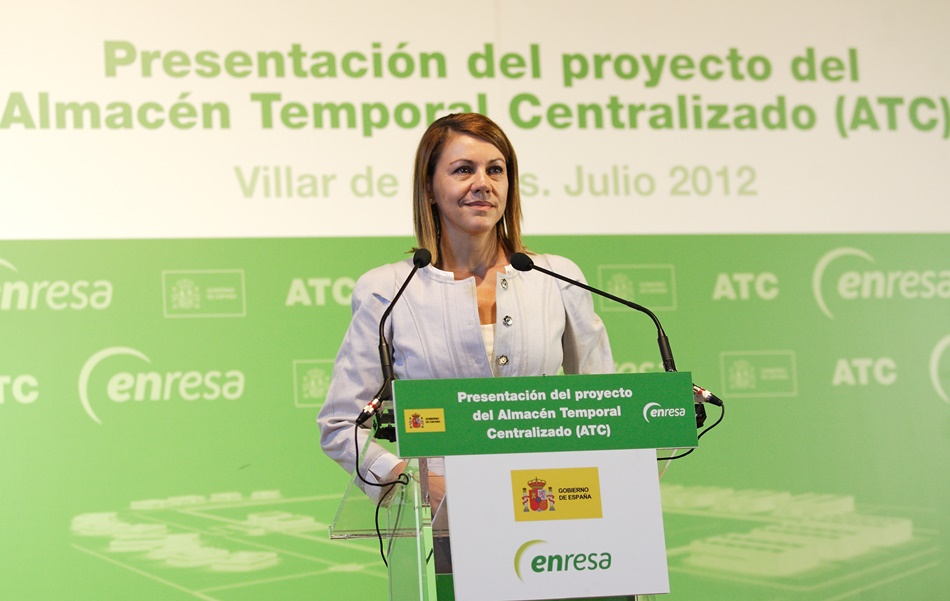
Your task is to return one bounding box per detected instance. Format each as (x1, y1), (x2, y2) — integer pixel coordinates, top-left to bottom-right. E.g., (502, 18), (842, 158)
(510, 252), (534, 272)
(412, 248), (432, 268)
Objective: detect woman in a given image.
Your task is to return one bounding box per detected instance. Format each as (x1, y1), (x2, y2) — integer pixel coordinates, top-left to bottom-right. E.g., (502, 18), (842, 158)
(317, 113), (614, 504)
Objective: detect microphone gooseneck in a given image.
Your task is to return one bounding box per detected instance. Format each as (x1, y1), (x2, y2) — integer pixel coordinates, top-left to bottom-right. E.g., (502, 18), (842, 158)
(511, 252), (676, 372)
(511, 251), (725, 412)
(355, 248), (432, 426)
(377, 248), (432, 381)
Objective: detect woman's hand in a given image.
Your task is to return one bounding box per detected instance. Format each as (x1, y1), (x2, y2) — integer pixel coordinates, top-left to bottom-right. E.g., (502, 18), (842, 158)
(426, 474), (446, 516)
(378, 460), (409, 506)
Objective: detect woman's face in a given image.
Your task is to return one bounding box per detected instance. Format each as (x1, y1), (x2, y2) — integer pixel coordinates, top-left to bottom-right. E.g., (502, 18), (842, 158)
(429, 133), (508, 243)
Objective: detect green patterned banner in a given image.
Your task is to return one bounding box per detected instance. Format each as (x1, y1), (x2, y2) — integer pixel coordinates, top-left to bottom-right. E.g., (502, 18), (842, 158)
(2, 233), (948, 600)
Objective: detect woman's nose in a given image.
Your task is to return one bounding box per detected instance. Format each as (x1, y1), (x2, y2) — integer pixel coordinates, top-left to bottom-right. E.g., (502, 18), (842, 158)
(472, 169), (490, 192)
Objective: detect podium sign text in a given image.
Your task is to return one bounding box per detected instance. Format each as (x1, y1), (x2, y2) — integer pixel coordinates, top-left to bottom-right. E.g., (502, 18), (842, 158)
(393, 372), (697, 458)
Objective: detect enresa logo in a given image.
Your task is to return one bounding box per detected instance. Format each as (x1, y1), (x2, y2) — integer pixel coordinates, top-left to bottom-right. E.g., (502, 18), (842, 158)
(641, 402), (686, 422)
(513, 540), (612, 583)
(78, 347), (245, 424)
(812, 247), (950, 318)
(0, 258), (112, 311)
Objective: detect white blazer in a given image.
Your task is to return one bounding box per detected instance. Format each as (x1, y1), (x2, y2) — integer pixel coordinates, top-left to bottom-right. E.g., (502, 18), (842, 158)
(317, 253), (614, 501)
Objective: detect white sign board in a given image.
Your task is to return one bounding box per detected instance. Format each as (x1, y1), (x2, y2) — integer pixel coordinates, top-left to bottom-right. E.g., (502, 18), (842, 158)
(445, 449), (668, 600)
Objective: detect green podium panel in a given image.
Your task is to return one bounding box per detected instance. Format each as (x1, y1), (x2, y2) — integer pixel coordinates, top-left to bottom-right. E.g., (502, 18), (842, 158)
(393, 372), (697, 458)
(332, 372), (697, 601)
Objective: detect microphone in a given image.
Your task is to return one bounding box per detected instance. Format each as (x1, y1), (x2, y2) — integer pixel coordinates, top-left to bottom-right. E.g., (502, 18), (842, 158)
(355, 248), (432, 426)
(511, 252), (676, 371)
(511, 252), (724, 410)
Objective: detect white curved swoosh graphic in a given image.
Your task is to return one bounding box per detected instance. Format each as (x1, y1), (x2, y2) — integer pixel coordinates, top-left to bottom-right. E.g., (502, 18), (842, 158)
(643, 402), (661, 422)
(930, 334), (950, 404)
(0, 258), (18, 273)
(78, 347), (150, 425)
(812, 247), (874, 319)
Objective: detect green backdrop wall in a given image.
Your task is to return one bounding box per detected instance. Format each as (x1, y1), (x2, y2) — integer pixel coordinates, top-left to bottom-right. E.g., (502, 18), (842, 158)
(2, 1), (949, 599)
